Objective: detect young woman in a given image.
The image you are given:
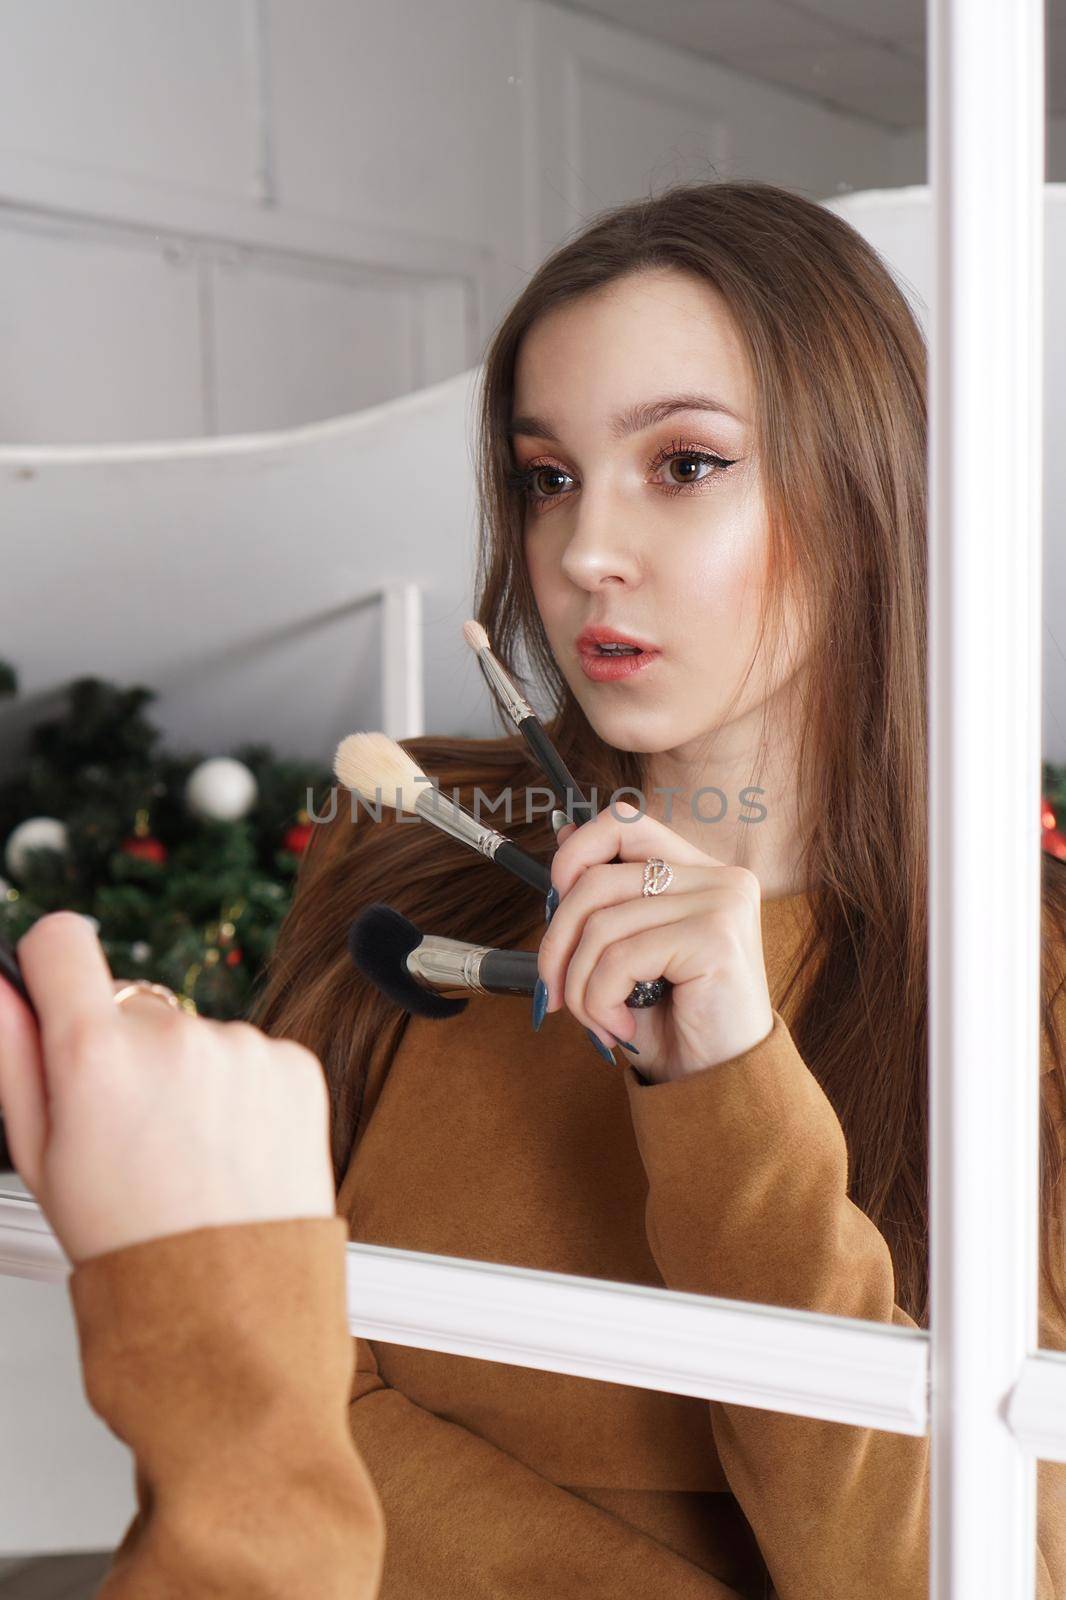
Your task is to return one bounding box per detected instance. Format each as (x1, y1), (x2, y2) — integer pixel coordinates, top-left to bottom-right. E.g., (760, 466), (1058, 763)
(249, 178), (1066, 1598)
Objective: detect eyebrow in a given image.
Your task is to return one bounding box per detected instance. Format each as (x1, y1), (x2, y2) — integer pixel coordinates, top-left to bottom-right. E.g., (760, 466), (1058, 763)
(507, 391), (746, 443)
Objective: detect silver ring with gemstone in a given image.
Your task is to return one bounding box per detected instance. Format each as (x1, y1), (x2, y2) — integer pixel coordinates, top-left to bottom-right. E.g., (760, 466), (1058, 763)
(641, 857), (674, 897)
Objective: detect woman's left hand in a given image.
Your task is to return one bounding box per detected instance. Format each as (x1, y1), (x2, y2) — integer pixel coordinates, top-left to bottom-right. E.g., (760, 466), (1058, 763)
(539, 800), (774, 1083)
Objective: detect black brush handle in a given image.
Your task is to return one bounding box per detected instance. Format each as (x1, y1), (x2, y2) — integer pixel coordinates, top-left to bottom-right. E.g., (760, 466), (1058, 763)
(519, 717), (587, 812)
(479, 948), (540, 995)
(516, 716), (598, 826)
(493, 840), (552, 895)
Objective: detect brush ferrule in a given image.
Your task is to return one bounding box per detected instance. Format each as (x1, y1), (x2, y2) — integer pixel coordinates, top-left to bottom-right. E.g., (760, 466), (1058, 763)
(477, 650), (534, 724)
(414, 787), (489, 852)
(407, 936), (490, 995)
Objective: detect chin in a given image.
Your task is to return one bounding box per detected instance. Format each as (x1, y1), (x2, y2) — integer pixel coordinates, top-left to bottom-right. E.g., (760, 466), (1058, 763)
(575, 701), (680, 756)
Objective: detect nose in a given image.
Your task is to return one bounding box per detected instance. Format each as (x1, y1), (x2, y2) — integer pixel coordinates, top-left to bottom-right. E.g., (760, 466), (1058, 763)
(559, 486), (643, 592)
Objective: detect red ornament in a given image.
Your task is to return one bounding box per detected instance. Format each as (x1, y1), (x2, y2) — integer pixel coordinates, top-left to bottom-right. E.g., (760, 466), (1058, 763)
(1044, 829), (1066, 861)
(1042, 797), (1057, 832)
(224, 946), (243, 967)
(282, 821), (313, 856)
(120, 834), (168, 864)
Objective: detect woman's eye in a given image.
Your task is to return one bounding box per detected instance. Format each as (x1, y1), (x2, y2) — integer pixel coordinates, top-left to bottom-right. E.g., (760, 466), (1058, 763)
(529, 467), (573, 499)
(506, 447), (735, 510)
(661, 453), (715, 486)
(652, 448), (737, 493)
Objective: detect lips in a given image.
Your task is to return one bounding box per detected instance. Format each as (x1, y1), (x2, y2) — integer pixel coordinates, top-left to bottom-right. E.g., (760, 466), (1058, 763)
(575, 625), (660, 655)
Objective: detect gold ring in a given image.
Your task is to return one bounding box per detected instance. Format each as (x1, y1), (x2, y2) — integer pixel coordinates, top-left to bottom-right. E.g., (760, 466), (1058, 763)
(641, 857), (674, 897)
(113, 980), (184, 1012)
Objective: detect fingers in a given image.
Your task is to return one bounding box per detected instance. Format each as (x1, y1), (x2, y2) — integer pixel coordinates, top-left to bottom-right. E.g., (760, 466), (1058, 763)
(549, 799), (720, 901)
(538, 861), (702, 1010)
(560, 892), (706, 1023)
(0, 963), (49, 1193)
(570, 917), (708, 1042)
(16, 912), (119, 1054)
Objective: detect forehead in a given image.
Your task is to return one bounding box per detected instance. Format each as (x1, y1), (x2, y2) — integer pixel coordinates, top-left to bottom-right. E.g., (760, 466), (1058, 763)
(512, 267), (753, 426)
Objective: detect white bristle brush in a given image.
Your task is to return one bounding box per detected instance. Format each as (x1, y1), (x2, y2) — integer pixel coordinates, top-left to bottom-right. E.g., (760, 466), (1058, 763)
(334, 730), (551, 897)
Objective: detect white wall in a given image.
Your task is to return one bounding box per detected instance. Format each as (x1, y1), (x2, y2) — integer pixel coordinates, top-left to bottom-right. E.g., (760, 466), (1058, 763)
(0, 0), (904, 448)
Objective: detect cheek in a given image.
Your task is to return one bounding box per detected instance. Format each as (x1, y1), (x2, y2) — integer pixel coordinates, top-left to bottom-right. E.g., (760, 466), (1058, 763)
(524, 527), (565, 614)
(669, 512), (767, 635)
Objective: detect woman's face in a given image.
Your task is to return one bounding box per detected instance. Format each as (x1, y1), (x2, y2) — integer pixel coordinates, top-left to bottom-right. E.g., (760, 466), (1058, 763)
(511, 266), (806, 763)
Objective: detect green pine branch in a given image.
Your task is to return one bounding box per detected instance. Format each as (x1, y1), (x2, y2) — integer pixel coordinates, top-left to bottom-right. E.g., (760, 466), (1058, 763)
(0, 667), (335, 1019)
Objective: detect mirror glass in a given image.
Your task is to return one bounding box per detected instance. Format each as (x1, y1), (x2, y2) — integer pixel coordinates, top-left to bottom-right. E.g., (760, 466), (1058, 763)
(3, 2), (1062, 1591)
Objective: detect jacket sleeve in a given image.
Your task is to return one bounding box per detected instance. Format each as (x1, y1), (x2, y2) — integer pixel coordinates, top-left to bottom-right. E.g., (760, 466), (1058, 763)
(345, 1327), (746, 1599)
(66, 1214), (386, 1599)
(622, 1006), (1066, 1600)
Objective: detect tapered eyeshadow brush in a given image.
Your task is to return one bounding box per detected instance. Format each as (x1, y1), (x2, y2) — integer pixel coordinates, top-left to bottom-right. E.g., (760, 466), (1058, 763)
(461, 620), (669, 1010)
(333, 731), (551, 897)
(462, 620), (594, 825)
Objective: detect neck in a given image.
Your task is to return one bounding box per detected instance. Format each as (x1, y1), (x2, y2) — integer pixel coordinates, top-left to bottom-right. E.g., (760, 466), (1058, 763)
(641, 670), (812, 900)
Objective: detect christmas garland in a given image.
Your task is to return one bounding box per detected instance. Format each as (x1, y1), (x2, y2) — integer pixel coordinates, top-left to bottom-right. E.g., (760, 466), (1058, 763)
(0, 662), (334, 1019)
(1045, 762), (1066, 860)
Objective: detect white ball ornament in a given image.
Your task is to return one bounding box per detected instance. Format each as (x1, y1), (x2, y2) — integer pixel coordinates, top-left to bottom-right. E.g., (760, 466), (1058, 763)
(4, 817), (69, 881)
(184, 757), (258, 822)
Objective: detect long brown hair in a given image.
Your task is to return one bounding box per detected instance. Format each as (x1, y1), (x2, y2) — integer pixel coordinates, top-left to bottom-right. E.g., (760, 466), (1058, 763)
(248, 178), (1066, 1332)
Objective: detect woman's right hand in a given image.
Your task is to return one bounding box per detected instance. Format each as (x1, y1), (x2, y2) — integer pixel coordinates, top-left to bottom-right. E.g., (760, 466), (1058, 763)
(0, 910), (337, 1265)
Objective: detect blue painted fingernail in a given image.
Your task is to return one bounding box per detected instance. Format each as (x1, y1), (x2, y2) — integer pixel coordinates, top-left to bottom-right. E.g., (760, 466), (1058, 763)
(610, 1035), (640, 1054)
(585, 1027), (616, 1064)
(545, 886), (559, 922)
(532, 978), (548, 1031)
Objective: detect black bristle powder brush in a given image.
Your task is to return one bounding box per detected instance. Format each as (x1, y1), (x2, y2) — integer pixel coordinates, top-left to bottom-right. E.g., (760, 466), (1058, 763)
(347, 904), (540, 1019)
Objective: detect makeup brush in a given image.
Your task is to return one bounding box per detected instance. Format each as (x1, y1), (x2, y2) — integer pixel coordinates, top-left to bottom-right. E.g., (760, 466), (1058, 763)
(462, 621), (669, 1011)
(462, 620), (593, 825)
(333, 731), (551, 897)
(347, 903), (539, 1019)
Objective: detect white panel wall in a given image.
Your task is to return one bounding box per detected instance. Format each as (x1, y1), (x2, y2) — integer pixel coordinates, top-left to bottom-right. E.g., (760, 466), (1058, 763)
(0, 0), (908, 450)
(0, 217), (206, 440)
(211, 260), (423, 434)
(0, 0), (258, 197)
(524, 0), (897, 259)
